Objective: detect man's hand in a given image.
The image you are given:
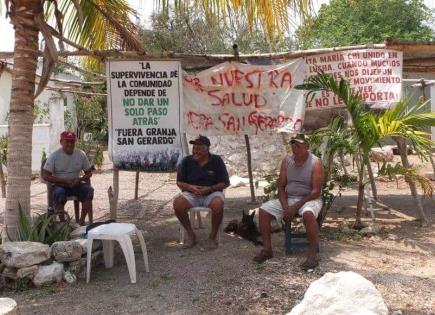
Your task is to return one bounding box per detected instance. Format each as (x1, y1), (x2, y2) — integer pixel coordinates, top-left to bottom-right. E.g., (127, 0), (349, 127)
(189, 185), (203, 196)
(197, 186), (212, 196)
(71, 178), (81, 188)
(283, 205), (298, 221)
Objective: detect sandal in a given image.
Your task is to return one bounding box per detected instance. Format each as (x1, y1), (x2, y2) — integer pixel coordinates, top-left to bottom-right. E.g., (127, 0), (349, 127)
(300, 256), (319, 271)
(182, 237), (197, 249)
(253, 249), (273, 264)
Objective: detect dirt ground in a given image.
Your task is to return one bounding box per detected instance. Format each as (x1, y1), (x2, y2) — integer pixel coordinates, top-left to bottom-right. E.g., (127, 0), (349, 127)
(0, 155), (434, 315)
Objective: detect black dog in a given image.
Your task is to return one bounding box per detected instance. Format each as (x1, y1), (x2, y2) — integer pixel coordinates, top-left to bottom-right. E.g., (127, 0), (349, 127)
(224, 211), (262, 246)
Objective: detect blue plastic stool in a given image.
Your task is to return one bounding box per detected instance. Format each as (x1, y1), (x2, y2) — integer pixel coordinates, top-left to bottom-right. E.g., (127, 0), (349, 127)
(284, 218), (320, 255)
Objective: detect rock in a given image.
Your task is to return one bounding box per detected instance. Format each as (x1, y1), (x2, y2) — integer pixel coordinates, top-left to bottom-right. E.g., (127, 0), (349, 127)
(391, 310), (402, 315)
(16, 265), (38, 279)
(66, 260), (82, 275)
(32, 262), (64, 287)
(369, 147), (394, 163)
(2, 267), (17, 280)
(63, 271), (77, 284)
(0, 242), (51, 268)
(0, 298), (17, 315)
(74, 239), (101, 254)
(287, 271), (388, 315)
(51, 241), (83, 262)
(359, 224), (381, 236)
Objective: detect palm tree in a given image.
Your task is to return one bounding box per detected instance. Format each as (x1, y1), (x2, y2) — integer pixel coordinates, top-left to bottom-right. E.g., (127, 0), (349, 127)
(3, 0), (142, 239)
(297, 71), (435, 227)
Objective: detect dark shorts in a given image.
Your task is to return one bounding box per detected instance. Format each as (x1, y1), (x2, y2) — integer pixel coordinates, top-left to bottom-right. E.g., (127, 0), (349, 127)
(52, 183), (94, 206)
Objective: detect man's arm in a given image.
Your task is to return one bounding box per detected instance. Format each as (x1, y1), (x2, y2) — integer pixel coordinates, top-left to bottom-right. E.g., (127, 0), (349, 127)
(42, 169), (74, 187)
(287, 159), (324, 215)
(176, 181), (201, 195)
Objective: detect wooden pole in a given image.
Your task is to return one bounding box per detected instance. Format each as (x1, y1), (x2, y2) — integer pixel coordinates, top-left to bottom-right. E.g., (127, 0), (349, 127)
(108, 167), (119, 220)
(232, 43), (255, 202)
(419, 79), (435, 175)
(0, 155), (5, 198)
(245, 134), (256, 203)
(134, 170), (140, 200)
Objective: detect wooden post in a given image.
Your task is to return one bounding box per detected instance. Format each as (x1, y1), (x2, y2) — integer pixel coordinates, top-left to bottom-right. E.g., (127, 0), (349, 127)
(419, 79), (435, 175)
(108, 167), (119, 220)
(182, 133), (190, 155)
(245, 134), (256, 202)
(134, 170), (139, 200)
(232, 43), (255, 202)
(0, 153), (5, 198)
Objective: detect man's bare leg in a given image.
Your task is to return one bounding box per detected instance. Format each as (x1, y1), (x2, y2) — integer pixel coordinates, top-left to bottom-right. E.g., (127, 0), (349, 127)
(173, 196), (196, 245)
(259, 208), (273, 254)
(55, 202), (66, 221)
(253, 208), (274, 262)
(303, 212), (319, 258)
(208, 197), (224, 242)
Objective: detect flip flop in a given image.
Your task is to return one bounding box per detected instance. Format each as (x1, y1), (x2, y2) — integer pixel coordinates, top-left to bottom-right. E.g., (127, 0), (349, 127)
(182, 237), (197, 249)
(253, 249), (273, 264)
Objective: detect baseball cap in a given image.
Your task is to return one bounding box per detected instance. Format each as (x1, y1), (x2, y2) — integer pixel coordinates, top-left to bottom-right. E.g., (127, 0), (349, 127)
(60, 131), (76, 141)
(189, 135), (211, 147)
(290, 133), (308, 144)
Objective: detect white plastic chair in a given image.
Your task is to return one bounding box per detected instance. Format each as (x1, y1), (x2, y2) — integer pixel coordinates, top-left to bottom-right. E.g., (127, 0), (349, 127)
(86, 223), (149, 284)
(179, 207), (222, 244)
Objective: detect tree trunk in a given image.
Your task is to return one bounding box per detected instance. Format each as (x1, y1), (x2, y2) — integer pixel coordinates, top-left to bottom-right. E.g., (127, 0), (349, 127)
(4, 1), (41, 240)
(394, 137), (429, 225)
(353, 152), (366, 229)
(339, 152), (349, 176)
(108, 167), (119, 220)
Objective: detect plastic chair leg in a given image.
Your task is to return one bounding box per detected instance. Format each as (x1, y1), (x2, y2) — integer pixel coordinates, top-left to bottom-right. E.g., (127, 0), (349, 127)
(197, 212), (203, 229)
(86, 238), (94, 283)
(135, 228), (150, 273)
(179, 225), (185, 244)
(118, 235), (136, 283)
(102, 240), (114, 268)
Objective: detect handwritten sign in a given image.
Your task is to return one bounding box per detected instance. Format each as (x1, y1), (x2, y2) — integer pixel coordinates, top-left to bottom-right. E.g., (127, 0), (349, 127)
(107, 60), (183, 171)
(183, 59), (306, 135)
(305, 49), (402, 110)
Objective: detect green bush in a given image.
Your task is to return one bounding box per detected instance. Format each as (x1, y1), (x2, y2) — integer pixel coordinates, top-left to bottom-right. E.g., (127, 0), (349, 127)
(9, 205), (74, 245)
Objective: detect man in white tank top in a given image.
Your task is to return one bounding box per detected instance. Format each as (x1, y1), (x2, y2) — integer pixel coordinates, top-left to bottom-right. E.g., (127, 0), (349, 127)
(253, 134), (324, 270)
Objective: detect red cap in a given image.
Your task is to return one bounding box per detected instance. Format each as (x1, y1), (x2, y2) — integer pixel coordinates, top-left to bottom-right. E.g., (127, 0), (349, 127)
(60, 131), (76, 141)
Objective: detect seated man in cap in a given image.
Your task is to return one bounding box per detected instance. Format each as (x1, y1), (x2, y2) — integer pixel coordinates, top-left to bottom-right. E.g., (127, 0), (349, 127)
(174, 135), (230, 249)
(253, 133), (324, 270)
(42, 131), (94, 225)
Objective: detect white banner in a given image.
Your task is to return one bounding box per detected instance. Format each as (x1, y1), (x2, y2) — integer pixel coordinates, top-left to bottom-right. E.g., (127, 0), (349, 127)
(107, 60), (183, 171)
(305, 49), (402, 110)
(183, 59), (306, 135)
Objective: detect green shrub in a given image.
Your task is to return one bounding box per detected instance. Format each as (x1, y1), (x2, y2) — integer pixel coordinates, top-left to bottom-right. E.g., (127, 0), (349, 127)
(9, 205), (74, 245)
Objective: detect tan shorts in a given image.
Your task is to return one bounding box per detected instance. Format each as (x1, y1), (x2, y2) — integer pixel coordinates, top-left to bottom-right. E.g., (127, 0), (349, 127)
(261, 197), (322, 221)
